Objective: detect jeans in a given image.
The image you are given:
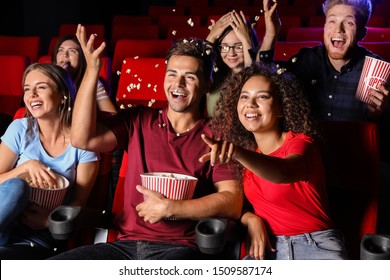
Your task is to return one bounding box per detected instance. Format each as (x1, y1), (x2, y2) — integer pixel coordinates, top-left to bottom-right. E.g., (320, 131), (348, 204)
(50, 240), (214, 260)
(0, 178), (30, 245)
(245, 229), (348, 260)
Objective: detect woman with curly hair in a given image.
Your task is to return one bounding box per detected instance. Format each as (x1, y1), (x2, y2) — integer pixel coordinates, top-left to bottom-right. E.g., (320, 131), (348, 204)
(200, 63), (348, 260)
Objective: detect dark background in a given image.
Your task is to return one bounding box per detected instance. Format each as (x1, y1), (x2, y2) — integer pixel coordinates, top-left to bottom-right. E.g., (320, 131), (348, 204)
(0, 0), (174, 55)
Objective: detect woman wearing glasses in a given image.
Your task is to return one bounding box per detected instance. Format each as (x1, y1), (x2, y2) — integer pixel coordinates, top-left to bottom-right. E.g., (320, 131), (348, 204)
(205, 0), (280, 116)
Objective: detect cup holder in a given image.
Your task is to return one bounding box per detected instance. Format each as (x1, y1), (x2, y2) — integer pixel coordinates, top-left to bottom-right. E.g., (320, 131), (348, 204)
(360, 234), (390, 260)
(48, 205), (81, 240)
(195, 218), (227, 254)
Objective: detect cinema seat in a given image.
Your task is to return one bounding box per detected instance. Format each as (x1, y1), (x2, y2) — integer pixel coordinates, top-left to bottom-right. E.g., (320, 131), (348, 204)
(0, 35), (41, 63)
(0, 55), (28, 118)
(115, 57), (167, 109)
(318, 120), (381, 259)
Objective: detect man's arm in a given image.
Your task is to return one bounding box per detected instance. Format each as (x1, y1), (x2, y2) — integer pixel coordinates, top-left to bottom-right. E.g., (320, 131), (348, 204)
(72, 24), (116, 153)
(135, 179), (243, 223)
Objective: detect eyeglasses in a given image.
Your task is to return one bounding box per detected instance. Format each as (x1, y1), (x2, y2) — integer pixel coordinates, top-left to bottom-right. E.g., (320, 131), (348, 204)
(219, 44), (244, 53)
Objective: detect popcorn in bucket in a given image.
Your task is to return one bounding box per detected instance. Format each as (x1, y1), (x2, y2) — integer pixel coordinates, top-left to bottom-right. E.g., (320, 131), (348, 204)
(356, 56), (390, 105)
(140, 172), (197, 200)
(17, 172), (70, 211)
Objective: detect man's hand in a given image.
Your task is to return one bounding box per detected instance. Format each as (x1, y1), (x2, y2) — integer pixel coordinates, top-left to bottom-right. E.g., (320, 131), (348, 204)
(135, 185), (170, 223)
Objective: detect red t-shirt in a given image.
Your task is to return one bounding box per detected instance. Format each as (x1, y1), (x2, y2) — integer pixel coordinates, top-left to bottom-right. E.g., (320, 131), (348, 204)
(105, 106), (236, 247)
(244, 132), (333, 236)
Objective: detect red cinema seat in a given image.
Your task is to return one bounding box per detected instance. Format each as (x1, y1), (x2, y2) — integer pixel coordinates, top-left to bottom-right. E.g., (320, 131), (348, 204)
(110, 25), (160, 54)
(111, 39), (172, 77)
(115, 57), (167, 109)
(318, 120), (381, 259)
(58, 23), (105, 39)
(0, 36), (41, 63)
(286, 27), (324, 42)
(363, 27), (390, 42)
(274, 40), (323, 62)
(157, 15), (201, 39)
(0, 55), (28, 118)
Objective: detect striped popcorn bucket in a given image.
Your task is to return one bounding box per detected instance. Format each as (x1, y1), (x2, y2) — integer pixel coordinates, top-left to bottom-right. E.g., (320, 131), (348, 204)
(17, 172), (70, 211)
(356, 56), (390, 106)
(140, 172), (198, 200)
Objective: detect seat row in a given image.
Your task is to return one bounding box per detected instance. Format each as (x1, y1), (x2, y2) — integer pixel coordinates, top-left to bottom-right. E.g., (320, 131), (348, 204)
(2, 36), (390, 120)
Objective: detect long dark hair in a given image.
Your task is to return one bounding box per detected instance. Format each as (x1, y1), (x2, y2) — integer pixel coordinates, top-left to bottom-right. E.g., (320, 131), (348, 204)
(51, 35), (86, 90)
(211, 23), (259, 92)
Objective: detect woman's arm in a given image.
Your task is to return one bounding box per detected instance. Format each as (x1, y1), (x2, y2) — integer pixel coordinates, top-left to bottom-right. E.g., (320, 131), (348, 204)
(199, 134), (309, 184)
(231, 10), (255, 67)
(96, 80), (117, 115)
(135, 179), (243, 223)
(69, 160), (100, 207)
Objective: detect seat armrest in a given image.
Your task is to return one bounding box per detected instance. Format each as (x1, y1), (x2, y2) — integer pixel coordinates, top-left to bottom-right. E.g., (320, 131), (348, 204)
(48, 205), (108, 240)
(195, 218), (242, 257)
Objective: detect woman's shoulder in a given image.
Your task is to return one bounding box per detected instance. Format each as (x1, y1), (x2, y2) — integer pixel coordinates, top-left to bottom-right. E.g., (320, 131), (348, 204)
(287, 131), (314, 143)
(6, 118), (29, 132)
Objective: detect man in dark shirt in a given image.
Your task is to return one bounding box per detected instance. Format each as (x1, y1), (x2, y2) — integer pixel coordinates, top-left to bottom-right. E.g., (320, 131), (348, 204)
(287, 0), (388, 123)
(285, 0), (390, 234)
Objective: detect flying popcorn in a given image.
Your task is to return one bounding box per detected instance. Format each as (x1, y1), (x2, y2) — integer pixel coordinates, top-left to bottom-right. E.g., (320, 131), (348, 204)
(148, 99), (156, 107)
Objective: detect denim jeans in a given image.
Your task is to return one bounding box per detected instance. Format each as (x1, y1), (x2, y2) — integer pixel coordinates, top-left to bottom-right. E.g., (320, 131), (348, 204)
(245, 229), (348, 260)
(50, 240), (213, 260)
(0, 178), (30, 245)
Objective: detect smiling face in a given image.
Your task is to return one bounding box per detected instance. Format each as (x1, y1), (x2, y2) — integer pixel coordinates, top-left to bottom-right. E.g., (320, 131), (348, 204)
(323, 4), (361, 63)
(164, 55), (207, 114)
(237, 75), (282, 134)
(23, 69), (62, 119)
(220, 30), (244, 73)
(55, 39), (80, 73)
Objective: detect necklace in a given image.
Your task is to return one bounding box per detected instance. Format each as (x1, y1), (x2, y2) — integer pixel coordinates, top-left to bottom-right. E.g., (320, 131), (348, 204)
(158, 122), (190, 136)
(176, 129), (190, 137)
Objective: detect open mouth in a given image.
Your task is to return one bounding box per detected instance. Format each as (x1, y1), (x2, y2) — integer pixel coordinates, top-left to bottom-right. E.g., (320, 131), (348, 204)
(30, 101), (43, 109)
(245, 113), (259, 120)
(331, 37), (346, 48)
(171, 89), (188, 99)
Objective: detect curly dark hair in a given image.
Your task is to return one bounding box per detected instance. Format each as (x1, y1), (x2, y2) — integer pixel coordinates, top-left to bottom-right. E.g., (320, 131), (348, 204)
(211, 63), (320, 179)
(212, 63), (319, 144)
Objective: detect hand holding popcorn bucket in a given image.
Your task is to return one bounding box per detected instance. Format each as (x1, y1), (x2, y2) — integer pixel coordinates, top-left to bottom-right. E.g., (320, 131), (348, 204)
(356, 56), (390, 105)
(140, 172), (198, 220)
(140, 172), (198, 200)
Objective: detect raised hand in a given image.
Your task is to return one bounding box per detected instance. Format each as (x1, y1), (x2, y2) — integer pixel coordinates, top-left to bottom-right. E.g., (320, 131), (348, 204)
(260, 0), (281, 52)
(206, 12), (231, 43)
(75, 24), (106, 71)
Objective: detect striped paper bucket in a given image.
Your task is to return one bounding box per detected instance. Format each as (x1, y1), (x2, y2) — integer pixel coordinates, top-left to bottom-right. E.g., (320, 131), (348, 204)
(356, 56), (390, 106)
(140, 172), (198, 200)
(17, 172), (70, 211)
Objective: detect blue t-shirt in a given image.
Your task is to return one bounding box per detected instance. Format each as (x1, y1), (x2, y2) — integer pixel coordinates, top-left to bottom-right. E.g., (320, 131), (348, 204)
(1, 118), (99, 202)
